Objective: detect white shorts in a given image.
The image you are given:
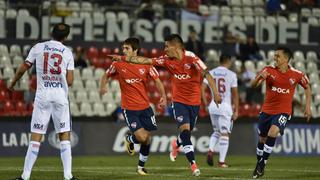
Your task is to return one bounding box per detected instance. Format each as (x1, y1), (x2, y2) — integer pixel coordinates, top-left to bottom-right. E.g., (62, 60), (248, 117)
(210, 114), (233, 134)
(31, 100), (71, 134)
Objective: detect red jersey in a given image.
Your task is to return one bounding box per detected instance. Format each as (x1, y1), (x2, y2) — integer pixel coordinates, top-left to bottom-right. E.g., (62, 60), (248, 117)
(106, 61), (159, 110)
(260, 66), (309, 115)
(152, 50), (207, 105)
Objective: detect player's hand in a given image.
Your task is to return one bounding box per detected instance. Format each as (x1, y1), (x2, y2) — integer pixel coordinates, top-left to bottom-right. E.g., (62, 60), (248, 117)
(8, 81), (15, 91)
(213, 93), (222, 107)
(158, 96), (167, 109)
(107, 55), (122, 61)
(304, 107), (312, 122)
(99, 87), (108, 95)
(232, 111), (239, 121)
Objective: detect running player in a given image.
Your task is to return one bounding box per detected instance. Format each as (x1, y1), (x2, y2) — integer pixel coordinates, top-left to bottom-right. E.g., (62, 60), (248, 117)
(99, 37), (166, 175)
(251, 47), (312, 178)
(108, 34), (222, 176)
(202, 54), (239, 168)
(9, 23), (77, 180)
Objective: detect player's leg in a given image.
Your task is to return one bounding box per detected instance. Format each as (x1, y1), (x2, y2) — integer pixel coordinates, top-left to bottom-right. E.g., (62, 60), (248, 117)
(18, 101), (51, 180)
(207, 114), (220, 166)
(217, 115), (233, 168)
(52, 102), (76, 180)
(122, 109), (141, 155)
(134, 128), (151, 175)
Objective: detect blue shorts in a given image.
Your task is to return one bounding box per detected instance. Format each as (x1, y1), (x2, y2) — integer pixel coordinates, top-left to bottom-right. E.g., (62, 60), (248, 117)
(122, 107), (157, 133)
(258, 112), (291, 136)
(172, 102), (200, 131)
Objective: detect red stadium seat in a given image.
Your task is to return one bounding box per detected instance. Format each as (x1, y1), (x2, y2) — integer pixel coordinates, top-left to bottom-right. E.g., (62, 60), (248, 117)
(0, 79), (6, 89)
(26, 102), (34, 115)
(139, 48), (149, 57)
(150, 48), (160, 58)
(99, 47), (111, 58)
(3, 101), (15, 116)
(86, 46), (99, 59)
(11, 91), (24, 102)
(103, 57), (113, 69)
(0, 90), (9, 102)
(113, 47), (120, 54)
(15, 101), (27, 116)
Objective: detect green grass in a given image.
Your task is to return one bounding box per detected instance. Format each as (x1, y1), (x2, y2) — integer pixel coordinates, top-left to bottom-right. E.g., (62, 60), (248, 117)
(0, 155), (319, 180)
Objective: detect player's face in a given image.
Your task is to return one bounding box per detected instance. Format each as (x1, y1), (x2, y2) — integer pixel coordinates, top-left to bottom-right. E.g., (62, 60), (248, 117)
(274, 50), (288, 67)
(164, 41), (178, 58)
(122, 44), (136, 56)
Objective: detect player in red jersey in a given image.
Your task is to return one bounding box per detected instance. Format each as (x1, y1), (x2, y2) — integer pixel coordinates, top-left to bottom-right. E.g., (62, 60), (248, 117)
(108, 34), (222, 176)
(251, 47), (312, 178)
(99, 38), (166, 175)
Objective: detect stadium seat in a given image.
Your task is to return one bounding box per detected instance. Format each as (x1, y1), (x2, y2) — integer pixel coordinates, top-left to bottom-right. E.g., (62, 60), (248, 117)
(85, 79), (97, 90)
(0, 90), (9, 102)
(232, 7), (242, 16)
(293, 51), (305, 62)
(0, 55), (12, 68)
(22, 44), (31, 57)
(256, 61), (266, 72)
(82, 67), (94, 80)
(76, 90), (88, 103)
(86, 46), (99, 59)
(243, 7), (253, 16)
(69, 102), (81, 116)
(140, 48), (149, 57)
(88, 90), (101, 103)
(80, 12), (91, 18)
(72, 79), (84, 90)
(110, 80), (120, 93)
(6, 9), (17, 19)
(3, 100), (15, 116)
(12, 55), (23, 68)
(0, 0), (6, 9)
(106, 103), (117, 115)
(232, 16), (243, 23)
(101, 92), (114, 103)
(93, 102), (107, 116)
(19, 78), (29, 90)
(306, 51), (318, 61)
(68, 1), (80, 12)
(80, 102), (93, 116)
(314, 94), (320, 106)
(293, 61), (306, 72)
(81, 1), (93, 12)
(244, 60), (256, 72)
(289, 13), (298, 22)
(10, 44), (22, 57)
(307, 17), (319, 26)
(94, 68), (105, 80)
(277, 16), (288, 23)
(113, 47), (120, 54)
(199, 4), (210, 16)
(11, 91), (24, 102)
(114, 91), (121, 104)
(220, 6), (231, 16)
(266, 16), (277, 24)
(308, 72), (319, 84)
(2, 67), (14, 79)
(242, 0), (253, 7)
(312, 8), (320, 18)
(301, 8), (312, 17)
(42, 1), (51, 9)
(118, 12), (129, 21)
(253, 0), (264, 6)
(254, 7), (265, 16)
(150, 48), (160, 58)
(233, 60), (242, 73)
(15, 100), (27, 116)
(306, 61), (318, 74)
(311, 83), (320, 95)
(267, 50), (274, 61)
(68, 91), (75, 102)
(206, 49), (219, 62)
(0, 44), (9, 55)
(230, 0), (242, 6)
(99, 47), (111, 59)
(0, 9), (4, 17)
(105, 11), (117, 20)
(17, 9), (30, 17)
(73, 68), (81, 80)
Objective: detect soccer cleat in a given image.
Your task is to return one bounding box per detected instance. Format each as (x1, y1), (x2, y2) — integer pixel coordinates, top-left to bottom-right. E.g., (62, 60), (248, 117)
(124, 134), (135, 156)
(218, 162), (229, 168)
(207, 150), (214, 166)
(191, 163), (200, 176)
(252, 161), (265, 179)
(64, 177), (78, 180)
(137, 167), (148, 175)
(169, 139), (179, 161)
(13, 177), (28, 180)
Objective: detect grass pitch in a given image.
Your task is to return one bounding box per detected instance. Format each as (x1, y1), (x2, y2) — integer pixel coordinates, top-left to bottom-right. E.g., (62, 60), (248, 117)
(0, 154), (319, 180)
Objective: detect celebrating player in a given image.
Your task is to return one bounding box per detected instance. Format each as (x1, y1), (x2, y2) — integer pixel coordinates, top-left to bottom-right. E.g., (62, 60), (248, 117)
(251, 47), (312, 178)
(99, 37), (166, 175)
(9, 23), (77, 180)
(108, 34), (221, 176)
(201, 54), (239, 168)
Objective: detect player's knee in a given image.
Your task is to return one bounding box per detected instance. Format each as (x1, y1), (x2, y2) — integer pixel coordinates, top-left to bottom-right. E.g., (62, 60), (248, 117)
(58, 131), (70, 141)
(135, 133), (149, 144)
(259, 136), (267, 143)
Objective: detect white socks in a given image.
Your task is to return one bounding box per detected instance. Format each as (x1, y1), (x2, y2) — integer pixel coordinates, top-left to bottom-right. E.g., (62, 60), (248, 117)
(209, 132), (220, 152)
(21, 141), (40, 180)
(60, 140), (73, 179)
(219, 136), (229, 163)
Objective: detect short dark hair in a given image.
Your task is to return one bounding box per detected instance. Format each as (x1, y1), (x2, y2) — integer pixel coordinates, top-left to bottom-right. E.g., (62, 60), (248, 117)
(52, 23), (70, 41)
(276, 46), (292, 61)
(164, 34), (184, 47)
(123, 37), (140, 51)
(219, 54), (231, 64)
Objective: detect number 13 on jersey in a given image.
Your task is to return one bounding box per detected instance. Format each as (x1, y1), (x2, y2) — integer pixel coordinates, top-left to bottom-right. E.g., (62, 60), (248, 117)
(43, 52), (63, 74)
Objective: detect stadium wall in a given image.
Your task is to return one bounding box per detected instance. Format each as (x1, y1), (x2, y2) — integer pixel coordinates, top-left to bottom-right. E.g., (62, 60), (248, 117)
(0, 117), (319, 157)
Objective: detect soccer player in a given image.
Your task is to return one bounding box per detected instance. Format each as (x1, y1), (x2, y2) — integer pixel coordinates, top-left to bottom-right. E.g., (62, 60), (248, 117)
(99, 37), (167, 175)
(108, 34), (222, 176)
(8, 23), (77, 180)
(201, 54), (239, 168)
(251, 47), (312, 178)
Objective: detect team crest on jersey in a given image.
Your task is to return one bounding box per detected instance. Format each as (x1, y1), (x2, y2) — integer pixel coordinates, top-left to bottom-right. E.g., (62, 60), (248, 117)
(176, 116), (184, 122)
(121, 69), (127, 73)
(131, 122), (137, 129)
(139, 68), (145, 75)
(184, 63), (191, 69)
(289, 78), (295, 85)
(169, 64), (175, 69)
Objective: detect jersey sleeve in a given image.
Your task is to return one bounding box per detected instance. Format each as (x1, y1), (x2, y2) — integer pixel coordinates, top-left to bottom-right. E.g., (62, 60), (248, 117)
(25, 44), (39, 67)
(151, 56), (167, 67)
(148, 66), (160, 80)
(67, 51), (74, 70)
(255, 67), (269, 79)
(298, 73), (309, 89)
(192, 57), (207, 72)
(105, 62), (118, 77)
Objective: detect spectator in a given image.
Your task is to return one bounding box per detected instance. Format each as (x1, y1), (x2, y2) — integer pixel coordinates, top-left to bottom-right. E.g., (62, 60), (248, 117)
(185, 29), (205, 61)
(266, 0), (281, 15)
(164, 0), (180, 20)
(240, 64), (257, 104)
(74, 46), (88, 69)
(245, 36), (263, 61)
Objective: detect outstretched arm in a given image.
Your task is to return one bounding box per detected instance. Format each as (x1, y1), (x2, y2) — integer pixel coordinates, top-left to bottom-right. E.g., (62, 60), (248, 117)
(201, 83), (209, 107)
(99, 73), (110, 96)
(203, 70), (222, 106)
(154, 78), (167, 108)
(108, 55), (153, 65)
(8, 63), (30, 91)
(251, 70), (269, 88)
(303, 85), (312, 122)
(231, 87), (239, 121)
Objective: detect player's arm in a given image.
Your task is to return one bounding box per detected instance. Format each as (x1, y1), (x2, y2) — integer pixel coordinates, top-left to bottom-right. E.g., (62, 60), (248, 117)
(303, 84), (312, 122)
(231, 87), (239, 121)
(203, 70), (222, 106)
(154, 78), (167, 108)
(66, 70), (74, 86)
(108, 55), (153, 65)
(8, 63), (31, 91)
(201, 83), (209, 107)
(99, 73), (110, 96)
(251, 69), (269, 88)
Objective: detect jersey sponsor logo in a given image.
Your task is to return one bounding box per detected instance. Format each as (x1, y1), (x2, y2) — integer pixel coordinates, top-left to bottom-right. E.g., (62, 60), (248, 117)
(289, 78), (295, 85)
(125, 78), (142, 84)
(121, 68), (126, 73)
(176, 116), (184, 122)
(130, 122), (137, 129)
(139, 68), (145, 75)
(44, 81), (63, 88)
(271, 86), (290, 94)
(174, 74), (191, 80)
(155, 58), (165, 65)
(33, 123), (44, 130)
(184, 63), (191, 69)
